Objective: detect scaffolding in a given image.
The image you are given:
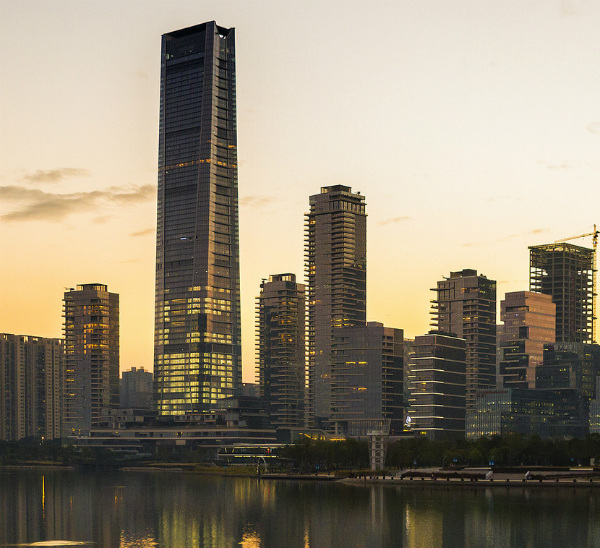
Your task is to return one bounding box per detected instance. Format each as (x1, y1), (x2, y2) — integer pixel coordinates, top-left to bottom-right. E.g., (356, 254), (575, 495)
(529, 242), (596, 344)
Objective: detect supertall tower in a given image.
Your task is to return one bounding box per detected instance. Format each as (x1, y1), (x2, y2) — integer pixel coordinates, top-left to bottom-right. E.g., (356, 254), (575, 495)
(306, 185), (367, 427)
(154, 22), (241, 415)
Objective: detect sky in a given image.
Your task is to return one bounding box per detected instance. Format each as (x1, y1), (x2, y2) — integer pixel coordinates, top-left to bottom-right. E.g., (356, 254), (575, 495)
(1, 0), (599, 383)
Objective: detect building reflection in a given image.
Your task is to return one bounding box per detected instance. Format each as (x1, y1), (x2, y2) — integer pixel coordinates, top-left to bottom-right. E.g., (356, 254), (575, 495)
(1, 470), (599, 548)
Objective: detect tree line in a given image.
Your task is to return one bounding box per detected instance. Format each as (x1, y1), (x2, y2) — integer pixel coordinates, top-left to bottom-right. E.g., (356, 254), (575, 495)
(2, 433), (600, 469)
(279, 433), (600, 471)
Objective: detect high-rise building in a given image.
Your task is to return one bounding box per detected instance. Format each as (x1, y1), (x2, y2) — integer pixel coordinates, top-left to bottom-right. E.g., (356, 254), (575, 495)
(407, 331), (466, 440)
(306, 185), (367, 427)
(430, 269), (496, 416)
(529, 242), (595, 344)
(0, 334), (63, 441)
(153, 22), (241, 415)
(256, 274), (305, 429)
(63, 284), (119, 436)
(498, 291), (555, 389)
(331, 322), (404, 435)
(121, 367), (154, 409)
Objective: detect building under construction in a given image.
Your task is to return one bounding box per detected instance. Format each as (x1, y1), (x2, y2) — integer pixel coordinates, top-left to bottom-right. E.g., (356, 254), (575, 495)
(529, 242), (595, 344)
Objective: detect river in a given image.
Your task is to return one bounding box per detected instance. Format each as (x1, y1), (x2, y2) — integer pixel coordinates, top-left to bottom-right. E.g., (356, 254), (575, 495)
(0, 468), (598, 548)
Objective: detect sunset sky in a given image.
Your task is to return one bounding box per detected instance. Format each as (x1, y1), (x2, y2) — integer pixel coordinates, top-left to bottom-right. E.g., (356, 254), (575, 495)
(1, 1), (599, 383)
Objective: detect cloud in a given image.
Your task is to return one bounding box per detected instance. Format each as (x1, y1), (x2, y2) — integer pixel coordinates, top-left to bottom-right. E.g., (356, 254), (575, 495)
(0, 184), (156, 223)
(378, 216), (412, 226)
(463, 228), (549, 247)
(587, 122), (600, 134)
(92, 215), (114, 224)
(22, 168), (90, 183)
(109, 184), (156, 203)
(537, 160), (571, 170)
(129, 227), (155, 237)
(560, 0), (577, 16)
(486, 195), (520, 203)
(240, 195), (275, 208)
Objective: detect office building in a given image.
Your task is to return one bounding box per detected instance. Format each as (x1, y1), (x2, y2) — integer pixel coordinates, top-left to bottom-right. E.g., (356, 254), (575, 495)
(121, 367), (153, 409)
(498, 291), (555, 389)
(154, 22), (241, 415)
(63, 284), (119, 436)
(529, 242), (595, 344)
(0, 334), (63, 441)
(256, 274), (306, 429)
(332, 322), (404, 435)
(590, 376), (600, 434)
(430, 269), (496, 415)
(306, 185), (367, 427)
(538, 342), (600, 409)
(471, 388), (586, 439)
(407, 331), (466, 440)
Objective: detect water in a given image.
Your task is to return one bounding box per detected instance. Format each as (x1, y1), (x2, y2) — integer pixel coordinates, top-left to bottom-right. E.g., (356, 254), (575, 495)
(0, 468), (598, 548)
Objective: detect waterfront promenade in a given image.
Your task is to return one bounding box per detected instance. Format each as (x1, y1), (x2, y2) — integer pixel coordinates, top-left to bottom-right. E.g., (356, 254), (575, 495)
(339, 467), (600, 488)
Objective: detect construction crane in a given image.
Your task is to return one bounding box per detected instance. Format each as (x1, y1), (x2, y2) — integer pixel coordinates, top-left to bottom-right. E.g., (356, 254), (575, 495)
(555, 224), (598, 344)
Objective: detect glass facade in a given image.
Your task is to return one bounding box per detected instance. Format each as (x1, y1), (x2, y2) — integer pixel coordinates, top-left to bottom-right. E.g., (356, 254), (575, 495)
(471, 388), (586, 439)
(499, 291), (556, 389)
(331, 323), (404, 434)
(154, 22), (241, 415)
(407, 332), (466, 440)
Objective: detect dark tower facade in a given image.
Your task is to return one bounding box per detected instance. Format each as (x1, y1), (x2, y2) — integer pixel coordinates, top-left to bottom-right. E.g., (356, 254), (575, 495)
(431, 269), (496, 416)
(154, 22), (241, 415)
(306, 185), (367, 427)
(408, 331), (466, 440)
(257, 274), (306, 429)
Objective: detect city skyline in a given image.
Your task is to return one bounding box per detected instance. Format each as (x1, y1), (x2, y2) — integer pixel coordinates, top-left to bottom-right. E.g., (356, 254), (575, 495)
(1, 1), (599, 383)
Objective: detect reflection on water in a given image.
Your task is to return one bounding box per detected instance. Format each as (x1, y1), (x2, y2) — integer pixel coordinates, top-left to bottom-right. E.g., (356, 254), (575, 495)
(0, 469), (599, 548)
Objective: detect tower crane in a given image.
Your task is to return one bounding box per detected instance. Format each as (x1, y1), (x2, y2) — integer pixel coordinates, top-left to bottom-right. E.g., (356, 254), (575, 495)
(555, 224), (598, 344)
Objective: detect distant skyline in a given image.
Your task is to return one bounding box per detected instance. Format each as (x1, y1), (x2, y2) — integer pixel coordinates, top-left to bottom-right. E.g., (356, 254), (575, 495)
(1, 1), (599, 383)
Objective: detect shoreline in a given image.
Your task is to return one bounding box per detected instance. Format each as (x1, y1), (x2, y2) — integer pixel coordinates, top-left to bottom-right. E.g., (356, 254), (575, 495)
(341, 475), (600, 489)
(3, 464), (600, 489)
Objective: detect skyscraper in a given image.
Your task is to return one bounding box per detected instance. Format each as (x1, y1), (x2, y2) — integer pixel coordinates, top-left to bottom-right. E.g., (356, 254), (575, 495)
(306, 185), (367, 427)
(154, 22), (241, 415)
(0, 334), (63, 441)
(63, 284), (119, 436)
(256, 274), (305, 429)
(529, 242), (595, 344)
(331, 322), (404, 434)
(498, 291), (555, 389)
(430, 269), (496, 416)
(408, 331), (466, 440)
